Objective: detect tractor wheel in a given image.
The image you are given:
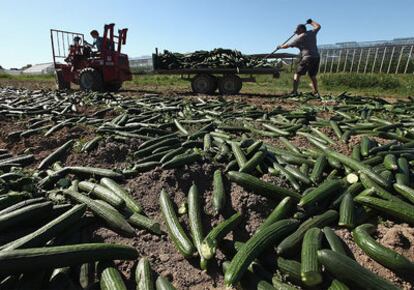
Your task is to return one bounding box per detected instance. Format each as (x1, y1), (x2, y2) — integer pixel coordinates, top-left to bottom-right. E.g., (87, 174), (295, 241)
(55, 70), (70, 90)
(105, 82), (122, 92)
(79, 68), (103, 92)
(191, 74), (217, 94)
(218, 74), (242, 95)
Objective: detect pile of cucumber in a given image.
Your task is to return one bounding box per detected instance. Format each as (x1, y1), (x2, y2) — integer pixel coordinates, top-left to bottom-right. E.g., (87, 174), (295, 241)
(1, 87), (414, 289)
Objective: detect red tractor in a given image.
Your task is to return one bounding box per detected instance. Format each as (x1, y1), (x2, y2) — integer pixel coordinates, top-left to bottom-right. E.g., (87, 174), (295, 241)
(50, 23), (132, 91)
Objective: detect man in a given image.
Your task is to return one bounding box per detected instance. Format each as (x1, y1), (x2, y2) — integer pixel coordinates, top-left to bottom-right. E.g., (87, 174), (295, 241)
(89, 30), (104, 51)
(278, 19), (321, 95)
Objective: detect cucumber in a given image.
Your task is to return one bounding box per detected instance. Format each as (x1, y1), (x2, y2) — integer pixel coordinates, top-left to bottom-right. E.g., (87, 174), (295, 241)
(276, 257), (302, 284)
(200, 212), (242, 260)
(126, 212), (161, 235)
(270, 162), (301, 191)
(81, 136), (102, 152)
(37, 139), (74, 170)
(100, 177), (142, 213)
(351, 145), (361, 161)
(1, 204), (86, 251)
(328, 279), (350, 290)
(100, 266), (127, 290)
(159, 147), (187, 164)
(159, 189), (195, 258)
(301, 228), (323, 286)
(227, 171), (301, 201)
(279, 137), (301, 154)
(0, 201), (53, 232)
(262, 123), (291, 136)
(224, 219), (299, 286)
(231, 142), (247, 168)
(317, 249), (400, 290)
(0, 197), (46, 217)
(330, 120), (342, 139)
(66, 166), (124, 180)
(383, 154), (398, 171)
(360, 136), (371, 157)
(393, 183), (414, 204)
(0, 243), (138, 274)
(272, 276), (299, 290)
(323, 227), (347, 256)
(174, 119), (189, 135)
(203, 133), (212, 152)
(338, 193), (355, 228)
(136, 257), (154, 290)
(187, 184), (205, 259)
(135, 138), (180, 158)
(212, 169), (226, 214)
(79, 181), (125, 209)
(161, 152), (201, 169)
(285, 165), (312, 185)
(240, 149), (266, 173)
(299, 179), (347, 207)
(353, 223), (414, 273)
(397, 157), (410, 186)
(257, 197), (294, 232)
(276, 210), (338, 256)
(310, 154), (328, 184)
(359, 173), (397, 201)
(64, 189), (135, 237)
(155, 276), (177, 290)
(354, 195), (414, 225)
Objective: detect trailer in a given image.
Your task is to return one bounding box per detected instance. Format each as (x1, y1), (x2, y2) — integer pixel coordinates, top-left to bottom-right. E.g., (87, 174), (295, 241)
(152, 49), (297, 95)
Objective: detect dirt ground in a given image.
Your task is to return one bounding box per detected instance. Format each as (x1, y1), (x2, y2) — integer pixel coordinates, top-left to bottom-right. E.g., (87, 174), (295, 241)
(1, 81), (413, 290)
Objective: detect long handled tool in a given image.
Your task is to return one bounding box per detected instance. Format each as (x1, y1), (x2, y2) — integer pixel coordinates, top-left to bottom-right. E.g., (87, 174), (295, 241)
(263, 33), (297, 60)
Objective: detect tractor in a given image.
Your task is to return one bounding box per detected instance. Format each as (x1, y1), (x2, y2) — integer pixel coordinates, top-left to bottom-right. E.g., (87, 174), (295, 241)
(50, 23), (132, 91)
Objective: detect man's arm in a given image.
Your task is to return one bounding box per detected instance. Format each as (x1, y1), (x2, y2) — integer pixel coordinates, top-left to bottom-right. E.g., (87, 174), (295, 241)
(307, 19), (321, 32)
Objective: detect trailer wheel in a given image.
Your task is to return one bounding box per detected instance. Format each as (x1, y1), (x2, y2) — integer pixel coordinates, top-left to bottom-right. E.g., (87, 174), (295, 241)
(191, 74), (217, 94)
(55, 70), (70, 90)
(79, 68), (103, 92)
(218, 74), (242, 95)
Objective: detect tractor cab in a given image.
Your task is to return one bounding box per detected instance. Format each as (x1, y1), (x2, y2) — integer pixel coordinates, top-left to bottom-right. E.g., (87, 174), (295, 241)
(50, 23), (132, 91)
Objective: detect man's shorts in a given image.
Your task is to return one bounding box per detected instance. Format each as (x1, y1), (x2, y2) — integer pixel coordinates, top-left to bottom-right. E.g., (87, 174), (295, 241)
(296, 57), (320, 77)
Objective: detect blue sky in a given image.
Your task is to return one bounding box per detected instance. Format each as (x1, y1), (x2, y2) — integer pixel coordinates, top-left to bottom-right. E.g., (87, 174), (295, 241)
(0, 0), (412, 68)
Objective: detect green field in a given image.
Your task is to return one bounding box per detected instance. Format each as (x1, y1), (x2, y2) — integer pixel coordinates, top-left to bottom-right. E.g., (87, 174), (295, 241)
(1, 72), (412, 98)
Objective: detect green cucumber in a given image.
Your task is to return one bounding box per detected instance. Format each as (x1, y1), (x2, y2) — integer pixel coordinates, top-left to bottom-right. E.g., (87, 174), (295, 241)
(301, 227), (323, 286)
(66, 166), (124, 180)
(64, 189), (135, 237)
(0, 201), (53, 232)
(353, 223), (414, 273)
(285, 165), (312, 185)
(276, 257), (302, 284)
(159, 189), (195, 258)
(240, 149), (266, 173)
(352, 145), (361, 161)
(155, 276), (177, 290)
(174, 119), (189, 135)
(187, 184), (205, 258)
(328, 279), (350, 290)
(359, 173), (397, 201)
(212, 169), (226, 214)
(0, 243), (138, 274)
(227, 171), (301, 201)
(231, 142), (247, 168)
(136, 257), (154, 290)
(37, 140), (74, 170)
(354, 195), (414, 224)
(79, 181), (125, 209)
(310, 154), (328, 184)
(224, 219), (299, 286)
(276, 210), (338, 256)
(383, 154), (398, 171)
(299, 179), (347, 207)
(338, 193), (355, 228)
(161, 152), (201, 169)
(323, 227), (347, 256)
(126, 212), (161, 235)
(1, 204), (86, 251)
(317, 249), (400, 290)
(393, 183), (414, 204)
(200, 212), (242, 260)
(257, 197), (294, 232)
(100, 266), (127, 290)
(100, 177), (142, 213)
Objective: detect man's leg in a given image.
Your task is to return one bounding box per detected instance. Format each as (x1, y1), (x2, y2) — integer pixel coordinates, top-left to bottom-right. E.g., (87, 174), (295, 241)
(310, 76), (318, 94)
(292, 73), (301, 94)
